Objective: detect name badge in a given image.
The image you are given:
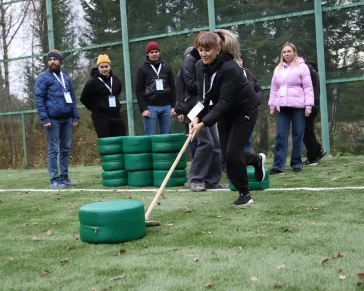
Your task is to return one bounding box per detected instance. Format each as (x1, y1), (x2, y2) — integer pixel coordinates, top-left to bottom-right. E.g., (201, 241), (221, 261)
(64, 92), (72, 103)
(187, 101), (204, 121)
(156, 79), (164, 91)
(280, 85), (287, 97)
(108, 95), (116, 107)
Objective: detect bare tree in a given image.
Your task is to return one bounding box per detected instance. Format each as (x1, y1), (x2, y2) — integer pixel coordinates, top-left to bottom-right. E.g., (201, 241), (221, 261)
(0, 0), (31, 111)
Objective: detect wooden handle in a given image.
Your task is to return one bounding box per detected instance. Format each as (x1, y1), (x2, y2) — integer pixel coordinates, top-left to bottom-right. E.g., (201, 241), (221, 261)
(145, 134), (192, 220)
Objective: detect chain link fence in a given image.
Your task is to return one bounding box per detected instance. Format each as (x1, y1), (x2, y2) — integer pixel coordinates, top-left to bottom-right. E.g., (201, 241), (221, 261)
(0, 0), (363, 168)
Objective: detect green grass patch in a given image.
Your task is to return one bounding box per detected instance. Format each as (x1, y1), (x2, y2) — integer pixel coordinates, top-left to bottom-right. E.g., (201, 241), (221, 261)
(1, 156), (364, 290)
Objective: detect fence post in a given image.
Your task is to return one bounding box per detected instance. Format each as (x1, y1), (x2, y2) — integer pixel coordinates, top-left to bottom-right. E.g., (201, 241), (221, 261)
(314, 0), (331, 155)
(21, 113), (28, 168)
(120, 0), (135, 136)
(208, 0), (216, 31)
(46, 0), (55, 49)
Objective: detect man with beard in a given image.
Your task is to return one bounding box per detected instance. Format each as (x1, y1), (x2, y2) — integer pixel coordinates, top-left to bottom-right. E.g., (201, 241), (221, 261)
(80, 54), (126, 138)
(35, 49), (79, 189)
(135, 41), (176, 135)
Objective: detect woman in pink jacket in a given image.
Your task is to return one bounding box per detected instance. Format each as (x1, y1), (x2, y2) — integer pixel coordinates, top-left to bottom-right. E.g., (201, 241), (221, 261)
(268, 42), (314, 174)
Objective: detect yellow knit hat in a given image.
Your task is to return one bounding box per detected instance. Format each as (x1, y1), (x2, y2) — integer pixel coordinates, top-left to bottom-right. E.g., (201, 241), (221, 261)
(97, 54), (111, 66)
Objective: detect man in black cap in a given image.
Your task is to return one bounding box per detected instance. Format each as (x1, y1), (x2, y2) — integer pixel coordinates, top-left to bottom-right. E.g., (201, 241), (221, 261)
(35, 49), (79, 188)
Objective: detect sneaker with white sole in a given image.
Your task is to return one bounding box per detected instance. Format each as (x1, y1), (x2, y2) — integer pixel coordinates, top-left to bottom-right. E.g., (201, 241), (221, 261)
(254, 153), (266, 182)
(50, 179), (65, 189)
(59, 177), (73, 187)
(233, 193), (253, 206)
(185, 181), (206, 192)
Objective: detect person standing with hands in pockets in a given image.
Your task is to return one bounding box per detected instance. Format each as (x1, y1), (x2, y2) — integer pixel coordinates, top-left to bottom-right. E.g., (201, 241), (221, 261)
(268, 42), (314, 175)
(189, 30), (266, 206)
(35, 49), (79, 189)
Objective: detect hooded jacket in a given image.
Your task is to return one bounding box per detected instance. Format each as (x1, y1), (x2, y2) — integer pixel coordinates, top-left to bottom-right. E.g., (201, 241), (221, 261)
(195, 53), (258, 127)
(175, 48), (201, 115)
(268, 57), (314, 111)
(135, 57), (176, 112)
(80, 68), (122, 118)
(35, 69), (79, 125)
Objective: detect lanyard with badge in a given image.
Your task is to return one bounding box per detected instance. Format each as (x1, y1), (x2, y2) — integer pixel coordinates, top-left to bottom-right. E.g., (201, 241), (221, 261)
(53, 71), (72, 103)
(150, 64), (164, 90)
(187, 72), (217, 121)
(98, 77), (116, 107)
(280, 65), (290, 97)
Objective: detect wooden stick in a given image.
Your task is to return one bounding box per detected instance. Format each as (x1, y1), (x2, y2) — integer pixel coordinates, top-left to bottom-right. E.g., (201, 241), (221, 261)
(145, 134), (192, 220)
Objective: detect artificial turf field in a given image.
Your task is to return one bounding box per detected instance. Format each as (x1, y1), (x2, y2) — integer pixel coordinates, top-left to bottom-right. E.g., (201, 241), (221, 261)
(1, 156), (364, 291)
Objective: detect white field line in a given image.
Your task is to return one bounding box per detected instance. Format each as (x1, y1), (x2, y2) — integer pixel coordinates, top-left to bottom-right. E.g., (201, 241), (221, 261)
(0, 186), (364, 193)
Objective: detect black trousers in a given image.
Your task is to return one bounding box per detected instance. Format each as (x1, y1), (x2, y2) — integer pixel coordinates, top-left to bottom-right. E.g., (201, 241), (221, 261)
(92, 117), (127, 138)
(303, 107), (322, 161)
(218, 111), (259, 194)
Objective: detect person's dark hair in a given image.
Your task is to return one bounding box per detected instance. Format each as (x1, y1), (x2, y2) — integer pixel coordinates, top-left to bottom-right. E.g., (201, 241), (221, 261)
(297, 48), (305, 59)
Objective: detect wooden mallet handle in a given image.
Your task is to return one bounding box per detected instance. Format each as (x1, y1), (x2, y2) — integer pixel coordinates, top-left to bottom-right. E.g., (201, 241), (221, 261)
(145, 134), (192, 220)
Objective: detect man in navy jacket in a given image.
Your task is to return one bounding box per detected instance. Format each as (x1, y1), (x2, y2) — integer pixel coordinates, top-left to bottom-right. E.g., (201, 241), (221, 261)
(35, 49), (79, 188)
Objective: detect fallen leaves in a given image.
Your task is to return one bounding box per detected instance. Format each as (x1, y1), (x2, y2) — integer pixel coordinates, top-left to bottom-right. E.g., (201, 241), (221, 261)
(332, 252), (343, 259)
(109, 274), (126, 281)
(278, 264), (287, 270)
(250, 276), (258, 281)
(46, 229), (52, 236)
(66, 245), (75, 250)
(40, 269), (52, 276)
(339, 275), (346, 280)
(204, 282), (213, 287)
(321, 258), (329, 264)
(358, 273), (364, 279)
(60, 260), (69, 265)
(119, 249), (126, 255)
(32, 235), (40, 242)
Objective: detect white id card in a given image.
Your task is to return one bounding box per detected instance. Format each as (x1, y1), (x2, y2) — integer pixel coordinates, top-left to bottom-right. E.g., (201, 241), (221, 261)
(280, 85), (287, 97)
(187, 101), (204, 121)
(156, 79), (164, 91)
(64, 92), (73, 103)
(108, 95), (116, 107)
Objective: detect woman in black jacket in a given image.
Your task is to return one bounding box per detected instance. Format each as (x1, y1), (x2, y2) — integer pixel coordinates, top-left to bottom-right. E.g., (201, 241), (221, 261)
(190, 29), (266, 206)
(80, 54), (126, 138)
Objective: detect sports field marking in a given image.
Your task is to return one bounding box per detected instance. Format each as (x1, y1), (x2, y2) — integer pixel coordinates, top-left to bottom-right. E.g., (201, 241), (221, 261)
(1, 186), (364, 192)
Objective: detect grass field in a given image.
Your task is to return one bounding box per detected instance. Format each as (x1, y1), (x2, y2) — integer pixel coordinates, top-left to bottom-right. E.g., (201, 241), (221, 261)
(1, 156), (364, 291)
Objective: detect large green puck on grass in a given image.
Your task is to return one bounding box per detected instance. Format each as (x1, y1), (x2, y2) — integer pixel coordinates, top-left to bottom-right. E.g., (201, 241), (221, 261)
(128, 170), (153, 187)
(152, 152), (187, 170)
(102, 170), (127, 187)
(229, 168), (269, 191)
(101, 154), (125, 171)
(151, 133), (186, 153)
(98, 136), (124, 155)
(124, 153), (153, 171)
(122, 136), (152, 154)
(153, 169), (187, 187)
(79, 200), (146, 244)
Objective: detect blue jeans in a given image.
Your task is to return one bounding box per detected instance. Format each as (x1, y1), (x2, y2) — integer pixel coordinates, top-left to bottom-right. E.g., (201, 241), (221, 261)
(272, 108), (306, 171)
(143, 105), (171, 135)
(244, 133), (253, 153)
(45, 118), (73, 181)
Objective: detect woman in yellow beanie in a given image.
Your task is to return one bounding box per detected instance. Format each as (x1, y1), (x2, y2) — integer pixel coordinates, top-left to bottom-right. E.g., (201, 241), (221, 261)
(80, 54), (126, 138)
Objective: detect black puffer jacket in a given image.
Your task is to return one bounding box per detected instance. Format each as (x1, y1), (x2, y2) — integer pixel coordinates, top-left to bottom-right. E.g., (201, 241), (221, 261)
(195, 53), (258, 127)
(135, 57), (176, 113)
(80, 68), (122, 118)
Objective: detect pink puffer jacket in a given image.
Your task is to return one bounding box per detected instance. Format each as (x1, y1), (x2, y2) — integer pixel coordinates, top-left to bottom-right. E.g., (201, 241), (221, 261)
(268, 57), (314, 111)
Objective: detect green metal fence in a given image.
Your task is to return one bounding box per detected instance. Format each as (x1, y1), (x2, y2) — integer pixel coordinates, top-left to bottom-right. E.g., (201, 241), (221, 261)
(0, 0), (363, 169)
